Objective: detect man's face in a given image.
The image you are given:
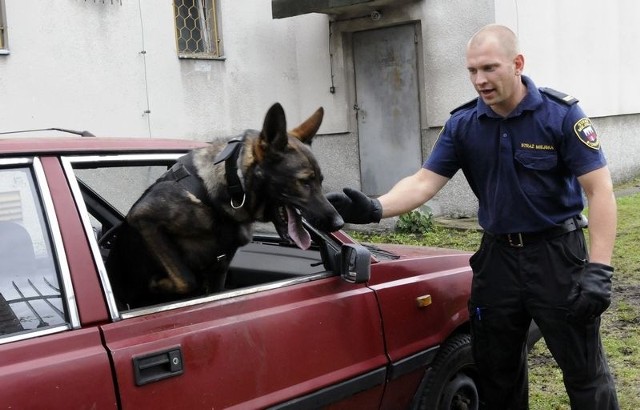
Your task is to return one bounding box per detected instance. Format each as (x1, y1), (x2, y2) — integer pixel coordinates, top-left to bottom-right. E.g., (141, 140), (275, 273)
(466, 39), (523, 116)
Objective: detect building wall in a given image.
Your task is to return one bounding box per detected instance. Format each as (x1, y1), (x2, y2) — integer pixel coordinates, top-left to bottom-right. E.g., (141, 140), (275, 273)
(421, 0), (640, 217)
(1, 1), (150, 136)
(0, 0), (332, 139)
(314, 0), (640, 219)
(0, 0), (638, 220)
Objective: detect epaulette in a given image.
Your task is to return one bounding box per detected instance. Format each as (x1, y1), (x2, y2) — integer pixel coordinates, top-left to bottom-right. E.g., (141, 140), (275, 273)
(450, 98), (478, 115)
(539, 87), (579, 105)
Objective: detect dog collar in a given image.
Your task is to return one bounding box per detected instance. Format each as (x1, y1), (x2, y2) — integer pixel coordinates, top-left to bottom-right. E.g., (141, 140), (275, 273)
(214, 137), (246, 209)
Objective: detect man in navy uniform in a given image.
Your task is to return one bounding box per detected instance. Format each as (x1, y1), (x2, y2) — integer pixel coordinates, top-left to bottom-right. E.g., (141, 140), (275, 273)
(328, 24), (619, 409)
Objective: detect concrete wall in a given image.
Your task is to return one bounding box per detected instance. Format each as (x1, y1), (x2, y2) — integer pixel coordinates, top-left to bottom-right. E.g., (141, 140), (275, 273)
(496, 0), (640, 117)
(422, 0), (640, 218)
(1, 0), (638, 220)
(316, 0), (640, 219)
(0, 0), (332, 139)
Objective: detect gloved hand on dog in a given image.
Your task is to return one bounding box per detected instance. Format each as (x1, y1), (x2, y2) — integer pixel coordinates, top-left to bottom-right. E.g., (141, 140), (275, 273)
(567, 262), (613, 323)
(326, 188), (383, 224)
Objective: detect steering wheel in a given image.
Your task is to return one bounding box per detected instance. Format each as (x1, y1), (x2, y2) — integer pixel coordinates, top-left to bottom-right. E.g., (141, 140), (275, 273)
(98, 223), (122, 249)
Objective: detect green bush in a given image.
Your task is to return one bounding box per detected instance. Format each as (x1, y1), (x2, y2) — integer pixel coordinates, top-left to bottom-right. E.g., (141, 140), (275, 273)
(395, 207), (433, 234)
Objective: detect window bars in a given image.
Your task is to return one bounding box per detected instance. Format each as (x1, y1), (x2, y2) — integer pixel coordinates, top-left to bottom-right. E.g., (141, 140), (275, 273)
(174, 0), (222, 59)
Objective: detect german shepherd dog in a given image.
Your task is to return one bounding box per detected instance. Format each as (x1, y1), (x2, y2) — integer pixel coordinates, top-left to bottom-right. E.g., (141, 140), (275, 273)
(106, 103), (344, 309)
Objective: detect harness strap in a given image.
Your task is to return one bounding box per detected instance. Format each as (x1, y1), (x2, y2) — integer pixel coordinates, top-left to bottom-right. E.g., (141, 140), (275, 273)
(158, 136), (246, 210)
(163, 160), (210, 205)
(214, 137), (246, 208)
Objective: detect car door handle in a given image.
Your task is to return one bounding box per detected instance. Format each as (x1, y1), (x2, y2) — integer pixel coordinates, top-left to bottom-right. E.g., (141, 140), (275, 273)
(133, 346), (184, 386)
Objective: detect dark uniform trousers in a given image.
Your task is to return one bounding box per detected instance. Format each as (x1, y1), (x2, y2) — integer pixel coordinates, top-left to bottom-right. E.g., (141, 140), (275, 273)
(468, 228), (619, 410)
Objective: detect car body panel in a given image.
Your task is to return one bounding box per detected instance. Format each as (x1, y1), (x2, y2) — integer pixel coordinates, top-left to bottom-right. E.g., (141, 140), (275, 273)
(41, 155), (111, 325)
(0, 137), (208, 157)
(370, 254), (472, 359)
(0, 328), (117, 408)
(368, 247), (473, 409)
(0, 136), (475, 409)
(101, 279), (387, 409)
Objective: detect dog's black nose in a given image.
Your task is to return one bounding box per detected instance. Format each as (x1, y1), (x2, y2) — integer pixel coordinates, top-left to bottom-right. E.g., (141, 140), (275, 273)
(309, 214), (344, 232)
(330, 214), (344, 231)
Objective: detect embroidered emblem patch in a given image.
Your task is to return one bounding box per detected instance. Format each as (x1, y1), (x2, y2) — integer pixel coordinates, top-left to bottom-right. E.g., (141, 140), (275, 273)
(574, 118), (600, 149)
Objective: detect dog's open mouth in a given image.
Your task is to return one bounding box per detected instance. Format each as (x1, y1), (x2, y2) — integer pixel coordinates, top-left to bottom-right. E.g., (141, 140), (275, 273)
(275, 205), (311, 250)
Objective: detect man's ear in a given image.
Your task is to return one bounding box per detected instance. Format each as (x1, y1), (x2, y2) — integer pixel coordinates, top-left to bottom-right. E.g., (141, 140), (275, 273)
(514, 54), (525, 76)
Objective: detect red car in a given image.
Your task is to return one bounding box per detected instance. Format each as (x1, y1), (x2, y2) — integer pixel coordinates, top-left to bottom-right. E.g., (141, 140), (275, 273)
(0, 136), (475, 409)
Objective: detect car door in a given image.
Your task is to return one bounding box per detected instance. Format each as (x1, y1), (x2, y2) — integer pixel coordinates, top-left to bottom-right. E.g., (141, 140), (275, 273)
(0, 157), (117, 408)
(101, 275), (386, 409)
(65, 154), (389, 409)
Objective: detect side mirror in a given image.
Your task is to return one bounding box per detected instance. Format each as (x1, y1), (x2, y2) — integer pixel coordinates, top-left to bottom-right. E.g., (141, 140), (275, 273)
(339, 244), (371, 284)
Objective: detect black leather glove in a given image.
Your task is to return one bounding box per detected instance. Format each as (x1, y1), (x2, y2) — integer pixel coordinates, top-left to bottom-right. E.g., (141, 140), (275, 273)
(326, 188), (383, 224)
(567, 262), (613, 323)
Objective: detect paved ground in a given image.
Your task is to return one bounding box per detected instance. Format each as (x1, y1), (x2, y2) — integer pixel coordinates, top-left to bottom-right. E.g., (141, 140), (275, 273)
(434, 215), (482, 231)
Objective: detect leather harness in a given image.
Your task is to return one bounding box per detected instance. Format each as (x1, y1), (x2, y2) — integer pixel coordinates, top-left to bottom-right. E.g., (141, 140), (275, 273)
(162, 136), (246, 209)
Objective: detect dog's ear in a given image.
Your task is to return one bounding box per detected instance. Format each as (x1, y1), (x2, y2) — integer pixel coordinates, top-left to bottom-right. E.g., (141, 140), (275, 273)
(260, 103), (289, 154)
(289, 107), (324, 145)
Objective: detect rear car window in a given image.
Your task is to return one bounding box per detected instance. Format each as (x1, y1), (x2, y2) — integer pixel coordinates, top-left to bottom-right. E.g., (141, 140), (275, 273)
(0, 167), (67, 337)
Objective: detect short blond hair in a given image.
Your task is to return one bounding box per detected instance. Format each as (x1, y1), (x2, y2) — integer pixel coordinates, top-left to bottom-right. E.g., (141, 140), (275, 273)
(467, 24), (520, 58)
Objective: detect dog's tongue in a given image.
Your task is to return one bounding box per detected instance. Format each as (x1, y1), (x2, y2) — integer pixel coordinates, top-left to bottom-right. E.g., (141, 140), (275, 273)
(287, 206), (311, 250)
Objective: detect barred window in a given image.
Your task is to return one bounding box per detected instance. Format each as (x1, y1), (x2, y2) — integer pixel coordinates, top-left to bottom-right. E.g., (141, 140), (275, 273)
(0, 0), (7, 52)
(173, 0), (222, 59)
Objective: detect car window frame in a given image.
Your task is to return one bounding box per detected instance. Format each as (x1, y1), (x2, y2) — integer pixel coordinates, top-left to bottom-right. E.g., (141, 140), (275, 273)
(0, 157), (80, 345)
(62, 153), (341, 321)
(62, 154), (181, 321)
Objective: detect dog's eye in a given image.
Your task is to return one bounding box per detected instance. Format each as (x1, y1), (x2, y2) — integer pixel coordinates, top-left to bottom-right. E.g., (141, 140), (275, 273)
(298, 176), (315, 190)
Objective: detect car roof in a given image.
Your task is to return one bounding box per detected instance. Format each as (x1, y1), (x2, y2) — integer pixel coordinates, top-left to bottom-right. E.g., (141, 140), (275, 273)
(0, 136), (209, 157)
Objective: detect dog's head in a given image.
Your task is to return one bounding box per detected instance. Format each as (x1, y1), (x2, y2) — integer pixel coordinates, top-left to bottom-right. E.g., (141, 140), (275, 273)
(251, 103), (344, 249)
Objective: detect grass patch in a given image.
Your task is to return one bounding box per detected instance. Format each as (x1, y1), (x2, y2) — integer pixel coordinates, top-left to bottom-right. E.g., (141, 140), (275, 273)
(350, 225), (482, 252)
(346, 179), (640, 408)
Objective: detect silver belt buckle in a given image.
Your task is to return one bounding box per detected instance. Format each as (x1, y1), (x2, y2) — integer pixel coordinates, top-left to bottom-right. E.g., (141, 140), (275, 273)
(507, 233), (524, 247)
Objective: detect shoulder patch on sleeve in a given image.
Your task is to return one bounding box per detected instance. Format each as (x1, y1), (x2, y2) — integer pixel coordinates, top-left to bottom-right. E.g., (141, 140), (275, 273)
(540, 87), (579, 105)
(450, 98), (478, 115)
(574, 118), (600, 150)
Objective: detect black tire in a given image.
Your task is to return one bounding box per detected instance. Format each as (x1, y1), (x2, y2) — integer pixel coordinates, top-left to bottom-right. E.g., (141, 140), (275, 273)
(418, 334), (479, 410)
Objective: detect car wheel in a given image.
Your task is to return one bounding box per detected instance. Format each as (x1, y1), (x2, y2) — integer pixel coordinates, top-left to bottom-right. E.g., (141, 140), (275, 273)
(418, 334), (479, 410)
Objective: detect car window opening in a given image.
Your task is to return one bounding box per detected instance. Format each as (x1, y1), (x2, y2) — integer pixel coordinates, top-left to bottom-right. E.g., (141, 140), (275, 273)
(73, 160), (339, 313)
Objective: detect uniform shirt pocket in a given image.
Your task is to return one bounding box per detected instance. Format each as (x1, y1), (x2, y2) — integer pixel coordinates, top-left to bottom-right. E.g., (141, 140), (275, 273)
(514, 150), (559, 195)
(514, 150), (558, 170)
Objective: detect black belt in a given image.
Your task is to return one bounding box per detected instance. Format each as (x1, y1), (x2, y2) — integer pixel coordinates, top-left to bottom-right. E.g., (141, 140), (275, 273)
(487, 215), (588, 248)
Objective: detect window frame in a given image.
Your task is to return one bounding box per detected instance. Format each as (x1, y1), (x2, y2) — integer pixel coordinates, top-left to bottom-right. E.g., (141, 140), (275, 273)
(62, 154), (339, 321)
(0, 157), (80, 345)
(62, 154), (182, 321)
(173, 0), (223, 60)
(0, 0), (8, 54)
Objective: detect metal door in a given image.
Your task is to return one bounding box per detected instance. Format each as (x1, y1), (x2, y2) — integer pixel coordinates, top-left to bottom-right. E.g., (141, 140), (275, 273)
(353, 24), (422, 196)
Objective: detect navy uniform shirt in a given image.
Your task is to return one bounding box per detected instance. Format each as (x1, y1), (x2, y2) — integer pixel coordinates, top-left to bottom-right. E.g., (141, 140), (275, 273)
(424, 76), (607, 234)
